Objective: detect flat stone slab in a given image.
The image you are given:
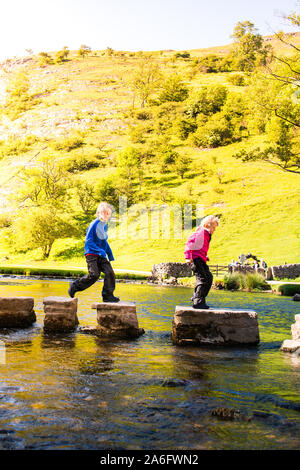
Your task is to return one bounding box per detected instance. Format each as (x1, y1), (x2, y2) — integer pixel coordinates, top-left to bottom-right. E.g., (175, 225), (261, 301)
(172, 306), (259, 346)
(91, 301), (144, 339)
(43, 296), (78, 332)
(0, 297), (36, 328)
(281, 339), (300, 353)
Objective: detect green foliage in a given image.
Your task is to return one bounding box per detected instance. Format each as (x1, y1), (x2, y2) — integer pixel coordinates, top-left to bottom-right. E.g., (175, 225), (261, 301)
(197, 54), (234, 73)
(158, 74), (189, 103)
(224, 273), (243, 290)
(51, 136), (84, 151)
(191, 112), (237, 148)
(277, 284), (300, 296)
(38, 52), (54, 65)
(78, 45), (92, 58)
(185, 85), (228, 117)
(0, 214), (12, 229)
(174, 154), (192, 179)
(174, 51), (191, 59)
(0, 135), (39, 158)
(15, 154), (70, 209)
(65, 154), (100, 173)
(55, 46), (70, 63)
(130, 58), (162, 107)
(224, 272), (270, 291)
(174, 117), (197, 140)
(4, 72), (41, 119)
(231, 20), (271, 71)
(233, 117), (300, 173)
(227, 73), (245, 86)
(8, 206), (76, 258)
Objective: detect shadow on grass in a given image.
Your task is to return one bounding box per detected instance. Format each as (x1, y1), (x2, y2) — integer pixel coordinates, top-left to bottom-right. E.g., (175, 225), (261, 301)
(54, 241), (84, 260)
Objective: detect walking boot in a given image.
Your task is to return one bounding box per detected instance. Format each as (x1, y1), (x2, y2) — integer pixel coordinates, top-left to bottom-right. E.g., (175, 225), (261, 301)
(192, 298), (209, 309)
(102, 295), (120, 303)
(68, 281), (77, 298)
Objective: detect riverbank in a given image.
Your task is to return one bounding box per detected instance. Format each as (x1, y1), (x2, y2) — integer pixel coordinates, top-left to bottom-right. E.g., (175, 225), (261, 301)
(1, 265), (300, 296)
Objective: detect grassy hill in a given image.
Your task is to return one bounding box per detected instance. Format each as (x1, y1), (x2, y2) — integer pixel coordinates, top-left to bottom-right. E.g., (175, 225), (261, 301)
(0, 34), (299, 272)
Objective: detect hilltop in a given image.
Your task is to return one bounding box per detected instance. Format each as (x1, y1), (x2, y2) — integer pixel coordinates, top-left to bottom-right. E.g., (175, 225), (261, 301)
(0, 31), (299, 271)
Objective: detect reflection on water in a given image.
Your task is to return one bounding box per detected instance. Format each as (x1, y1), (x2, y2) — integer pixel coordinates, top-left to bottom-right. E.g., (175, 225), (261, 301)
(0, 277), (299, 450)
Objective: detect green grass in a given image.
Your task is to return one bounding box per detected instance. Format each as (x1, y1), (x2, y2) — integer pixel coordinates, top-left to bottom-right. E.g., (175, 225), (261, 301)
(0, 265), (147, 280)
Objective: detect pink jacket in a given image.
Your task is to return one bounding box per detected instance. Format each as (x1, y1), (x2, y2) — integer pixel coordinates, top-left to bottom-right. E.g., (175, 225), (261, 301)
(184, 228), (211, 263)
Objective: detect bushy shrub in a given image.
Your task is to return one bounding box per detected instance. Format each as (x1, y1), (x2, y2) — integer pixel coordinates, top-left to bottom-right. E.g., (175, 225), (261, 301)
(0, 135), (39, 157)
(278, 284), (300, 296)
(0, 214), (12, 228)
(227, 73), (246, 86)
(224, 273), (243, 290)
(244, 273), (270, 291)
(65, 154), (99, 173)
(191, 113), (235, 148)
(185, 85), (228, 117)
(52, 136), (84, 151)
(224, 273), (270, 291)
(158, 74), (189, 103)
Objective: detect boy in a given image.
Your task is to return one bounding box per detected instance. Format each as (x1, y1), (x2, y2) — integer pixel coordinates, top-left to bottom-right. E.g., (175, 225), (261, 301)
(184, 215), (219, 309)
(68, 202), (119, 302)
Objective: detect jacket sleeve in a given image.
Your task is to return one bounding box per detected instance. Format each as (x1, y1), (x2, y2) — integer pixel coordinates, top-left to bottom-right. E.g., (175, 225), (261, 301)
(184, 230), (205, 259)
(106, 241), (114, 261)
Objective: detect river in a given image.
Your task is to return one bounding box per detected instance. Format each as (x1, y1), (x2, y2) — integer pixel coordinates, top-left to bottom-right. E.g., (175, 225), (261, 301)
(0, 277), (299, 450)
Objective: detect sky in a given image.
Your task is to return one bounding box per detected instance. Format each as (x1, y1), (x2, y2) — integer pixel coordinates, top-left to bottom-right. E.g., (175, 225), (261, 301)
(0, 0), (299, 60)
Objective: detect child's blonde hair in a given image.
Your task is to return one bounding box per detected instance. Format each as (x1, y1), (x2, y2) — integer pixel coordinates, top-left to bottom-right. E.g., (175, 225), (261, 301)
(199, 215), (220, 230)
(96, 202), (113, 220)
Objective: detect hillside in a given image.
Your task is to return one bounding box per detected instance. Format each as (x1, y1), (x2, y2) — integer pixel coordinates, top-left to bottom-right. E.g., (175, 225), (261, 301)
(0, 33), (299, 271)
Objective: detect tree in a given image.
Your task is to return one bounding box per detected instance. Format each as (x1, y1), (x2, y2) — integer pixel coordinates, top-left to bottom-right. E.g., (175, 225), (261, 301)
(55, 46), (69, 64)
(234, 13), (300, 173)
(117, 146), (140, 183)
(130, 58), (162, 107)
(9, 155), (76, 257)
(174, 154), (191, 179)
(78, 45), (92, 58)
(75, 181), (96, 216)
(158, 74), (189, 103)
(231, 21), (271, 71)
(9, 207), (74, 258)
(38, 52), (53, 65)
(233, 117), (300, 174)
(185, 85), (227, 117)
(16, 154), (70, 209)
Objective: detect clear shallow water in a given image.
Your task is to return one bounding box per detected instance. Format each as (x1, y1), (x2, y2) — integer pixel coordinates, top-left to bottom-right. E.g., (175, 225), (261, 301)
(0, 277), (299, 450)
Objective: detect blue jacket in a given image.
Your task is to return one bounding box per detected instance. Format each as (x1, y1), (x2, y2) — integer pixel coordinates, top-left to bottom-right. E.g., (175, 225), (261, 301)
(84, 218), (114, 261)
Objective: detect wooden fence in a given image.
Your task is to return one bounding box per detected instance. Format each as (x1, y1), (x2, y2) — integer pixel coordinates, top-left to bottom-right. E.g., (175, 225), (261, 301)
(209, 265), (229, 276)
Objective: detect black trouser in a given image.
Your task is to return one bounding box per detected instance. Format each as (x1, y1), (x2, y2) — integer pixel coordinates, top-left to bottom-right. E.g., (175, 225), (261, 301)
(72, 255), (115, 298)
(191, 257), (213, 303)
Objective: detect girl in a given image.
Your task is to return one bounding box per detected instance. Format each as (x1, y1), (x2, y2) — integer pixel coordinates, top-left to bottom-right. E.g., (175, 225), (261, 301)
(184, 215), (219, 309)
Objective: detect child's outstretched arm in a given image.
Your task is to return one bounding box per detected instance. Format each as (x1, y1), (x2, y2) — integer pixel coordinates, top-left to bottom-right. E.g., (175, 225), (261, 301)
(106, 241), (114, 262)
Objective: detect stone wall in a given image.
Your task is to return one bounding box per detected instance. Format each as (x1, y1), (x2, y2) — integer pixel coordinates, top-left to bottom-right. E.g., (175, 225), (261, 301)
(229, 266), (266, 276)
(269, 264), (300, 280)
(150, 262), (192, 281)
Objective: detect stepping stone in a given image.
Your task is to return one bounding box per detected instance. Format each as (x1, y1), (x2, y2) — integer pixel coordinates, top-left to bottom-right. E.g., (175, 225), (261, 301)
(90, 301), (144, 339)
(43, 296), (79, 333)
(0, 297), (36, 328)
(291, 314), (300, 340)
(172, 306), (259, 346)
(281, 339), (300, 353)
